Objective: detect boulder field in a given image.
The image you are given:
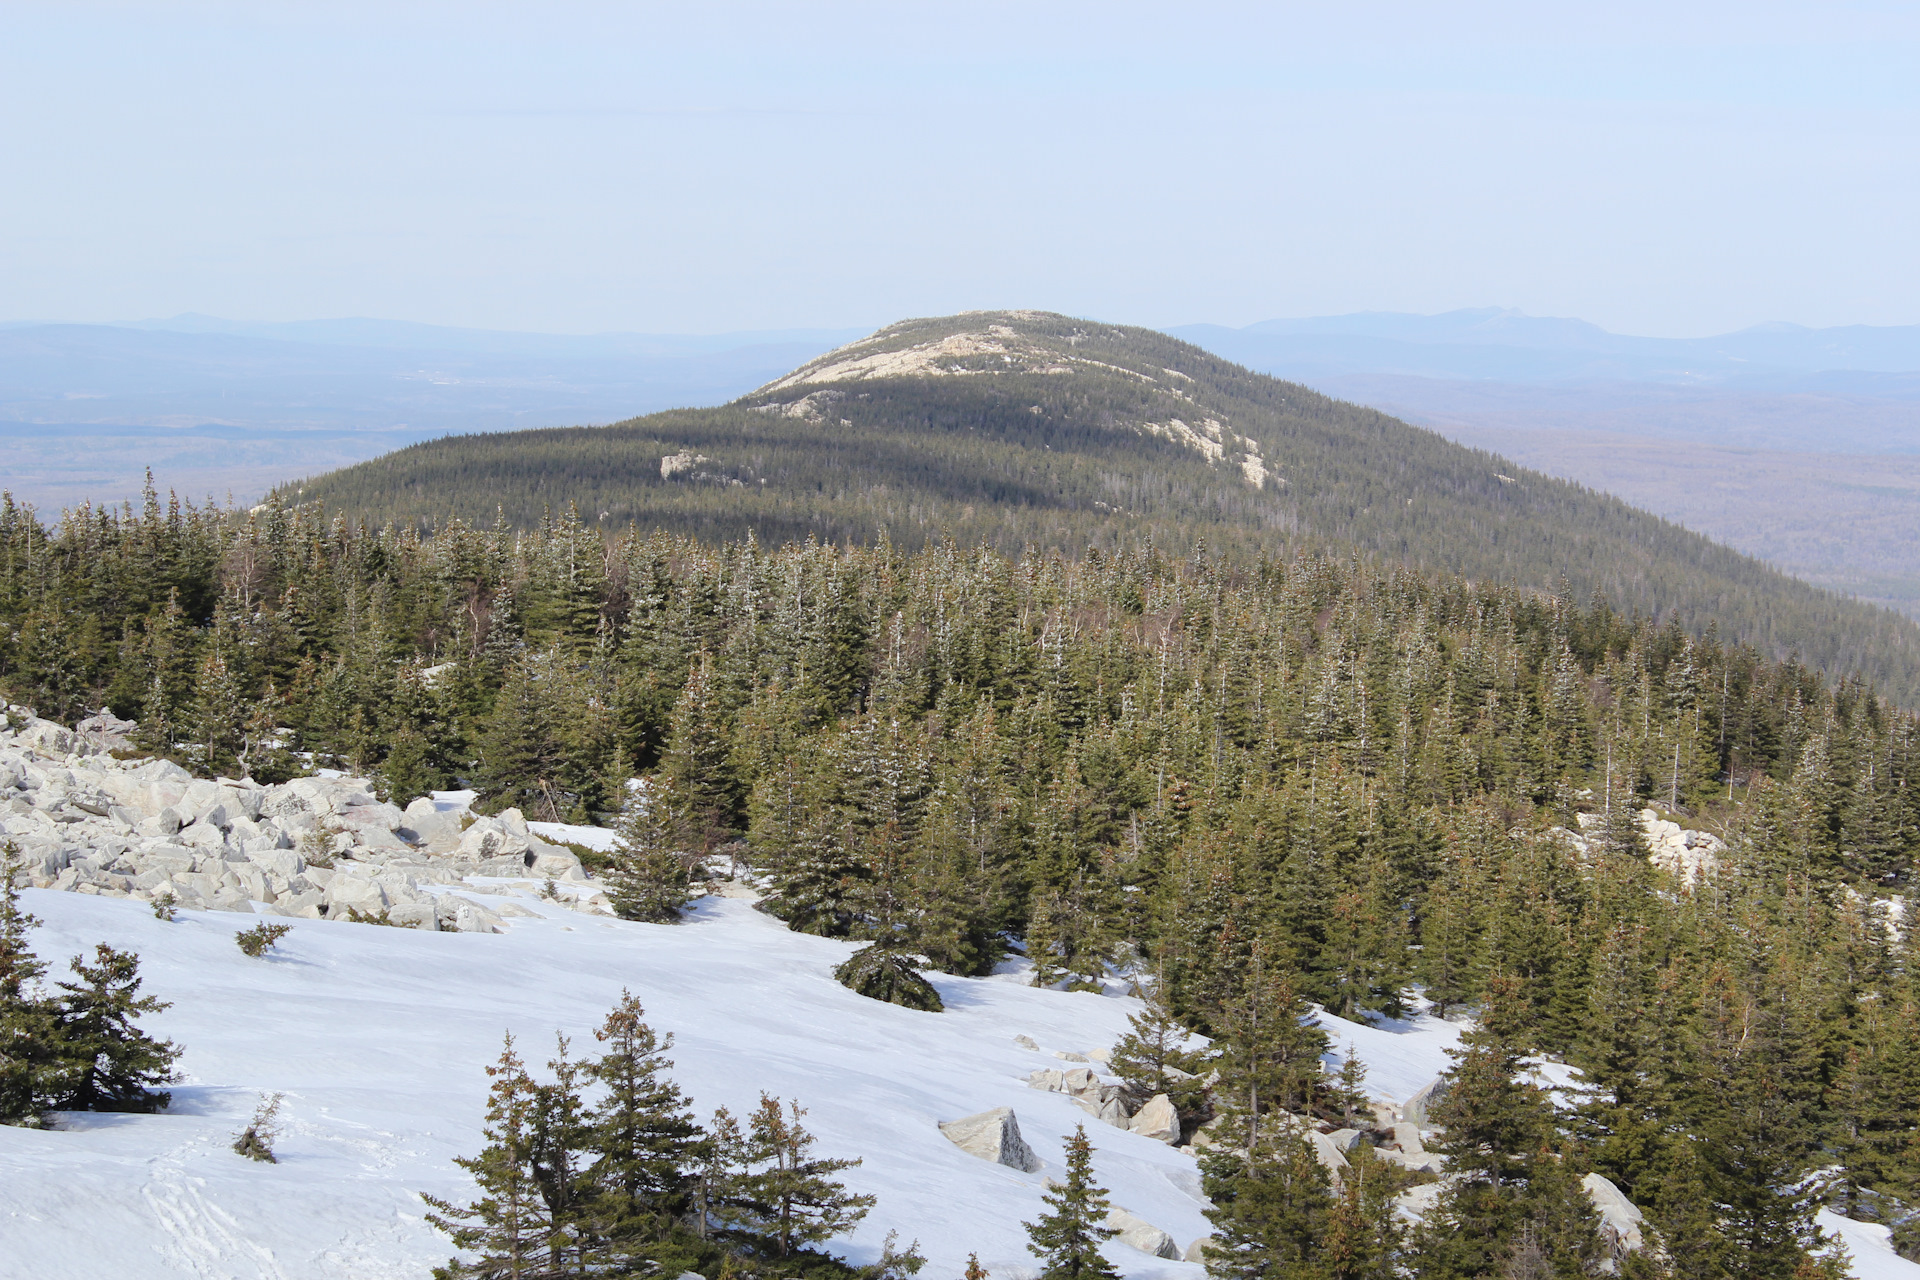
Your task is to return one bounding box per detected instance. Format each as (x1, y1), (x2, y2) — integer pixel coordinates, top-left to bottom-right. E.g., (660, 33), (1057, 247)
(0, 709), (603, 932)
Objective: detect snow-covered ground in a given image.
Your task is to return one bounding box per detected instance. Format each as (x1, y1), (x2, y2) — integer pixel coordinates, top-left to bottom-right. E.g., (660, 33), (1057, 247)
(4, 878), (1914, 1279)
(1, 888), (1235, 1279)
(1825, 1214), (1920, 1280)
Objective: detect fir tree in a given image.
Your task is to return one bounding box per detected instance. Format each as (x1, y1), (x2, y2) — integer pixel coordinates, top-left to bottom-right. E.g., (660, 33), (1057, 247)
(1024, 1125), (1119, 1280)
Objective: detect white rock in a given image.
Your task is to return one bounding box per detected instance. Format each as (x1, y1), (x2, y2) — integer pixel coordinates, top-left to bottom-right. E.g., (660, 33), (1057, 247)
(938, 1107), (1043, 1172)
(1128, 1094), (1179, 1143)
(1403, 1075), (1449, 1127)
(1582, 1172), (1646, 1255)
(1106, 1207), (1179, 1259)
(1308, 1130), (1351, 1184)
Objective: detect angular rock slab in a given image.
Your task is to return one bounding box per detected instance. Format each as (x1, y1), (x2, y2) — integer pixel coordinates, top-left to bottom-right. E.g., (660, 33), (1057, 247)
(939, 1106), (1043, 1172)
(1128, 1092), (1179, 1143)
(1582, 1172), (1647, 1255)
(1106, 1207), (1179, 1259)
(1403, 1075), (1450, 1127)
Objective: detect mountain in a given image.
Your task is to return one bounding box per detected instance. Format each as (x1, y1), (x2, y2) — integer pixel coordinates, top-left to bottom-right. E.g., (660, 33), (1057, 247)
(284, 309), (1920, 703)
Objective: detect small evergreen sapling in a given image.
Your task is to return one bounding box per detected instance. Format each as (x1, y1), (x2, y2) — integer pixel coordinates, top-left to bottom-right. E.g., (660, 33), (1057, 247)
(833, 945), (944, 1011)
(1330, 1050), (1371, 1130)
(235, 922), (292, 957)
(1024, 1125), (1119, 1280)
(150, 891), (178, 921)
(863, 1230), (928, 1280)
(233, 1092), (284, 1162)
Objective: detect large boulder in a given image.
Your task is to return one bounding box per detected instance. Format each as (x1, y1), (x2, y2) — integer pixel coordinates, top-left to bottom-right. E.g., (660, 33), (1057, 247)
(435, 895), (506, 933)
(457, 815), (538, 863)
(938, 1107), (1043, 1172)
(400, 797), (467, 853)
(1582, 1172), (1646, 1256)
(324, 872), (389, 915)
(1106, 1208), (1179, 1259)
(1183, 1236), (1213, 1264)
(1128, 1093), (1179, 1144)
(1308, 1130), (1351, 1185)
(1403, 1076), (1450, 1127)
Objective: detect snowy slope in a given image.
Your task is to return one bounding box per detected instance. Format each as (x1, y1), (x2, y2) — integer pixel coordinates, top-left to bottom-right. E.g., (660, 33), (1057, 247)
(2, 889), (1213, 1280)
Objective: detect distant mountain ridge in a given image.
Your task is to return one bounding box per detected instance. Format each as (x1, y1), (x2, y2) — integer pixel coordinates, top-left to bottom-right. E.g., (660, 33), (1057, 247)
(284, 309), (1920, 704)
(1170, 308), (1920, 386)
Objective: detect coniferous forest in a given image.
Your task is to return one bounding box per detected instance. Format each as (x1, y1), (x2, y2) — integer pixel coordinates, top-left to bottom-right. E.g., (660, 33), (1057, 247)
(1, 464), (1918, 1277)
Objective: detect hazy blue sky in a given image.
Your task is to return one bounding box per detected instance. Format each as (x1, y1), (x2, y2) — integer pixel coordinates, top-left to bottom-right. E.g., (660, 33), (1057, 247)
(4, 1), (1916, 337)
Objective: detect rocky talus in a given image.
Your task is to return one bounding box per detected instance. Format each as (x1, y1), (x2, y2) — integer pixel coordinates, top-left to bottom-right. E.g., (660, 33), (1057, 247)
(0, 711), (606, 932)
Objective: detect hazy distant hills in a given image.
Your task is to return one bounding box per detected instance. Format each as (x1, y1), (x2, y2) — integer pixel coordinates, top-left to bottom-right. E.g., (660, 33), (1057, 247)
(1173, 310), (1920, 618)
(1171, 308), (1920, 391)
(0, 318), (858, 510)
(287, 310), (1920, 704)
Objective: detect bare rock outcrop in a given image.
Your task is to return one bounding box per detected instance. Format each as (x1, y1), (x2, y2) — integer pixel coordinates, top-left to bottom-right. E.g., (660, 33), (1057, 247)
(938, 1107), (1043, 1172)
(0, 707), (599, 934)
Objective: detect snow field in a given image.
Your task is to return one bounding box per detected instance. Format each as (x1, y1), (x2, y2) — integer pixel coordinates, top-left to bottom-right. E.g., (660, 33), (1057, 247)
(0, 890), (1212, 1279)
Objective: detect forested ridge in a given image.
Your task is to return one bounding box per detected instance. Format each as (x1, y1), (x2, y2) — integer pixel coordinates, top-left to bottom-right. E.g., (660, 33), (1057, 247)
(282, 310), (1920, 703)
(2, 471), (1920, 1274)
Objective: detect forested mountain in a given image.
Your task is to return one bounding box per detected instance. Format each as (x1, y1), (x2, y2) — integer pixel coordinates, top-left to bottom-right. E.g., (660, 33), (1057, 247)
(283, 311), (1920, 703)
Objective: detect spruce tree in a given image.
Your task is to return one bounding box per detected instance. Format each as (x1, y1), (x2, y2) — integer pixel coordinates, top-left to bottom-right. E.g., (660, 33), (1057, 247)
(0, 857), (64, 1125)
(736, 1094), (875, 1257)
(49, 945), (179, 1113)
(528, 1036), (593, 1276)
(425, 1035), (549, 1280)
(1024, 1125), (1119, 1280)
(582, 992), (703, 1251)
(1108, 985), (1205, 1122)
(1318, 1145), (1405, 1280)
(656, 654), (738, 854)
(1199, 1133), (1334, 1280)
(605, 781), (696, 924)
